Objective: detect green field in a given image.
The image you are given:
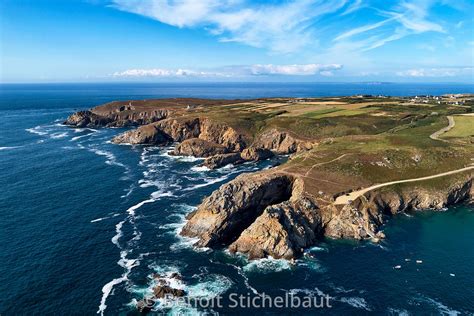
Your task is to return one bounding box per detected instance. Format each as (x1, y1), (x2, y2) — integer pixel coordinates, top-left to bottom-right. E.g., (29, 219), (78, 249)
(443, 115), (474, 138)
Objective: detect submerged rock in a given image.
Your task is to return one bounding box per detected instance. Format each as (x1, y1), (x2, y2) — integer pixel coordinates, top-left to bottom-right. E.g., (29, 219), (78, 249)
(136, 298), (155, 313)
(136, 272), (186, 313)
(153, 285), (185, 298)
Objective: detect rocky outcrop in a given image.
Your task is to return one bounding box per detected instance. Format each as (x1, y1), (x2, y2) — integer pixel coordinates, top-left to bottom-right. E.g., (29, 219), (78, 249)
(253, 129), (313, 154)
(199, 118), (246, 152)
(241, 147), (274, 161)
(323, 177), (473, 240)
(182, 171), (473, 259)
(181, 173), (325, 259)
(154, 118), (201, 142)
(201, 153), (244, 169)
(112, 124), (172, 145)
(170, 138), (228, 157)
(112, 117), (247, 152)
(64, 111), (112, 128)
(181, 172), (295, 248)
(136, 272), (185, 313)
(199, 147), (274, 169)
(228, 179), (322, 259)
(64, 108), (170, 128)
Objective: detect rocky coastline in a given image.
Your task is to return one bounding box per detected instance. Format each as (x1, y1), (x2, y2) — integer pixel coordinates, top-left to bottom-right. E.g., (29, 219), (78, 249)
(64, 98), (474, 261)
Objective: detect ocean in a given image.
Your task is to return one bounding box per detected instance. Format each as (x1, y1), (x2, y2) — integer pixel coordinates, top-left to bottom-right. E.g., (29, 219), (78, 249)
(1, 82), (473, 315)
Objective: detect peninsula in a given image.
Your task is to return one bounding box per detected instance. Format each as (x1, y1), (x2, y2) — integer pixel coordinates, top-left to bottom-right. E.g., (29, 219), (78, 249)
(65, 95), (474, 260)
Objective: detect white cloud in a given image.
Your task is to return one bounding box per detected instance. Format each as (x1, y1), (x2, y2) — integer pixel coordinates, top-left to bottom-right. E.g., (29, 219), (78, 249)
(110, 0), (464, 57)
(112, 68), (221, 77)
(396, 67), (473, 77)
(388, 1), (445, 33)
(249, 64), (343, 75)
(333, 0), (448, 54)
(340, 0), (364, 16)
(334, 18), (394, 42)
(112, 64), (344, 77)
(111, 0), (348, 53)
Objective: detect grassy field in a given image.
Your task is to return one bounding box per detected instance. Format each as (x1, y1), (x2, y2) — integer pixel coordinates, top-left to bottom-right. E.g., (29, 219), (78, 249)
(442, 115), (474, 138)
(254, 97), (472, 199)
(150, 95), (473, 201)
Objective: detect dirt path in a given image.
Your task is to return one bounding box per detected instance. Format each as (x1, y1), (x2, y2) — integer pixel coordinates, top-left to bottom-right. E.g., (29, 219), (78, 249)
(304, 154), (349, 177)
(430, 116), (455, 141)
(334, 165), (474, 205)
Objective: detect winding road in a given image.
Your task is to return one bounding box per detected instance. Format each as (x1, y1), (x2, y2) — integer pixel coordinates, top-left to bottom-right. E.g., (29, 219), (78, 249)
(429, 115), (455, 142)
(334, 114), (474, 205)
(334, 164), (474, 205)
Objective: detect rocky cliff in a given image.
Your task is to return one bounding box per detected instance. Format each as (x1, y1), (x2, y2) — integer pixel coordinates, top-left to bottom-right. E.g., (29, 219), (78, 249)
(64, 107), (170, 128)
(112, 117), (247, 154)
(323, 176), (474, 240)
(181, 171), (473, 259)
(64, 98), (238, 128)
(112, 116), (312, 167)
(253, 129), (313, 154)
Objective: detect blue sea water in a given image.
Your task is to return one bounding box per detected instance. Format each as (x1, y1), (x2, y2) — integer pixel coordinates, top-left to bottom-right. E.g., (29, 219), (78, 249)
(0, 82), (473, 315)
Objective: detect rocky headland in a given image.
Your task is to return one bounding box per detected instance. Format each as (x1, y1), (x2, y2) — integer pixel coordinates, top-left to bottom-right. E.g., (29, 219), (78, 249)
(65, 96), (474, 260)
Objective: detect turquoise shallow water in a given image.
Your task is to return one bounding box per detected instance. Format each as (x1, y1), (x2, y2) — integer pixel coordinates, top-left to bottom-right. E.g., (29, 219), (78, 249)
(0, 83), (473, 315)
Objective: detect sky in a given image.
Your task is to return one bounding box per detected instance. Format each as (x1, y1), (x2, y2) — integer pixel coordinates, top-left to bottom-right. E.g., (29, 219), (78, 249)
(0, 0), (473, 83)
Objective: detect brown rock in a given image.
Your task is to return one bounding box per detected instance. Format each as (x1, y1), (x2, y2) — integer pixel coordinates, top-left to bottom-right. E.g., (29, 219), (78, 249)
(169, 272), (183, 280)
(170, 138), (228, 157)
(254, 129), (313, 154)
(241, 147), (274, 161)
(228, 179), (322, 259)
(181, 172), (295, 248)
(155, 118), (201, 142)
(153, 285), (185, 298)
(112, 124), (171, 145)
(64, 111), (111, 128)
(112, 117), (248, 151)
(201, 153), (244, 169)
(198, 118), (246, 152)
(65, 106), (171, 128)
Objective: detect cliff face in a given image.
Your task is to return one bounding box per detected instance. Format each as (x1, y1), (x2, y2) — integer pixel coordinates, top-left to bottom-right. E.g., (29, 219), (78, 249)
(170, 138), (228, 157)
(64, 108), (170, 128)
(181, 171), (473, 259)
(111, 124), (172, 145)
(253, 129), (313, 154)
(323, 177), (473, 240)
(181, 172), (324, 259)
(228, 179), (323, 259)
(112, 117), (247, 152)
(181, 172), (295, 248)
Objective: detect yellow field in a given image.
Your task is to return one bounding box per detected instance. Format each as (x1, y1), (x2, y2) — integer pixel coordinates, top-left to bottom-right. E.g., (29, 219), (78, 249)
(442, 115), (474, 138)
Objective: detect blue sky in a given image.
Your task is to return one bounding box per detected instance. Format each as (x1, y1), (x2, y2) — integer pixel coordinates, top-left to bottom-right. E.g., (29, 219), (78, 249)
(1, 0), (473, 83)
